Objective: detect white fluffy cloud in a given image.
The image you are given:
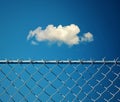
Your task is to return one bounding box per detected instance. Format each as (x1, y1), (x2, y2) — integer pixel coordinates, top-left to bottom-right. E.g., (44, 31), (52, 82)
(81, 32), (94, 42)
(27, 24), (93, 46)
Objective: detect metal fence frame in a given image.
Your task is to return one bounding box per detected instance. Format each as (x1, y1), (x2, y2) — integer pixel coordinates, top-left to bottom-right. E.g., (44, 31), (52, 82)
(0, 59), (120, 64)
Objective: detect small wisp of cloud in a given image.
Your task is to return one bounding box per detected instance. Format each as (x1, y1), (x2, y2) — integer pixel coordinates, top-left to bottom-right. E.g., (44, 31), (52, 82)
(81, 32), (94, 42)
(27, 24), (93, 46)
(31, 41), (38, 45)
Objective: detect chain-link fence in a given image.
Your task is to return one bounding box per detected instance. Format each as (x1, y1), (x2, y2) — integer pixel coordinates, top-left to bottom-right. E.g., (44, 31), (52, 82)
(0, 59), (120, 102)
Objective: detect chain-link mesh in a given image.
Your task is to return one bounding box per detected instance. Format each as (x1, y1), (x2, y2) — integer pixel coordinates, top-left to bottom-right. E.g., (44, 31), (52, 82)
(0, 59), (120, 102)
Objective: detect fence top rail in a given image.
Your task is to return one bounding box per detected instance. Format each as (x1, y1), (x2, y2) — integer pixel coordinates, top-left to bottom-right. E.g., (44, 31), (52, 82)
(0, 60), (120, 64)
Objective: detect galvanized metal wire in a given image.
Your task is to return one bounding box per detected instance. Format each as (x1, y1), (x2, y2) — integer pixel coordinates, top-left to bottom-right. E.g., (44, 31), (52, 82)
(0, 59), (120, 102)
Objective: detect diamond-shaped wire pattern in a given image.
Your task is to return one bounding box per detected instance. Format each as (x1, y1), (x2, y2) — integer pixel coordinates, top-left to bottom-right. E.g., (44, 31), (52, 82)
(0, 60), (120, 102)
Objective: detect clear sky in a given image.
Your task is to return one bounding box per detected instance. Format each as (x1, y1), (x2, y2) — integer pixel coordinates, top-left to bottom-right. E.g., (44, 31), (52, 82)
(0, 0), (120, 60)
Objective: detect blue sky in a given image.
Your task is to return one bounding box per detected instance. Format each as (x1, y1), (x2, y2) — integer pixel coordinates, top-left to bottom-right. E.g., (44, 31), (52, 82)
(0, 0), (120, 60)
